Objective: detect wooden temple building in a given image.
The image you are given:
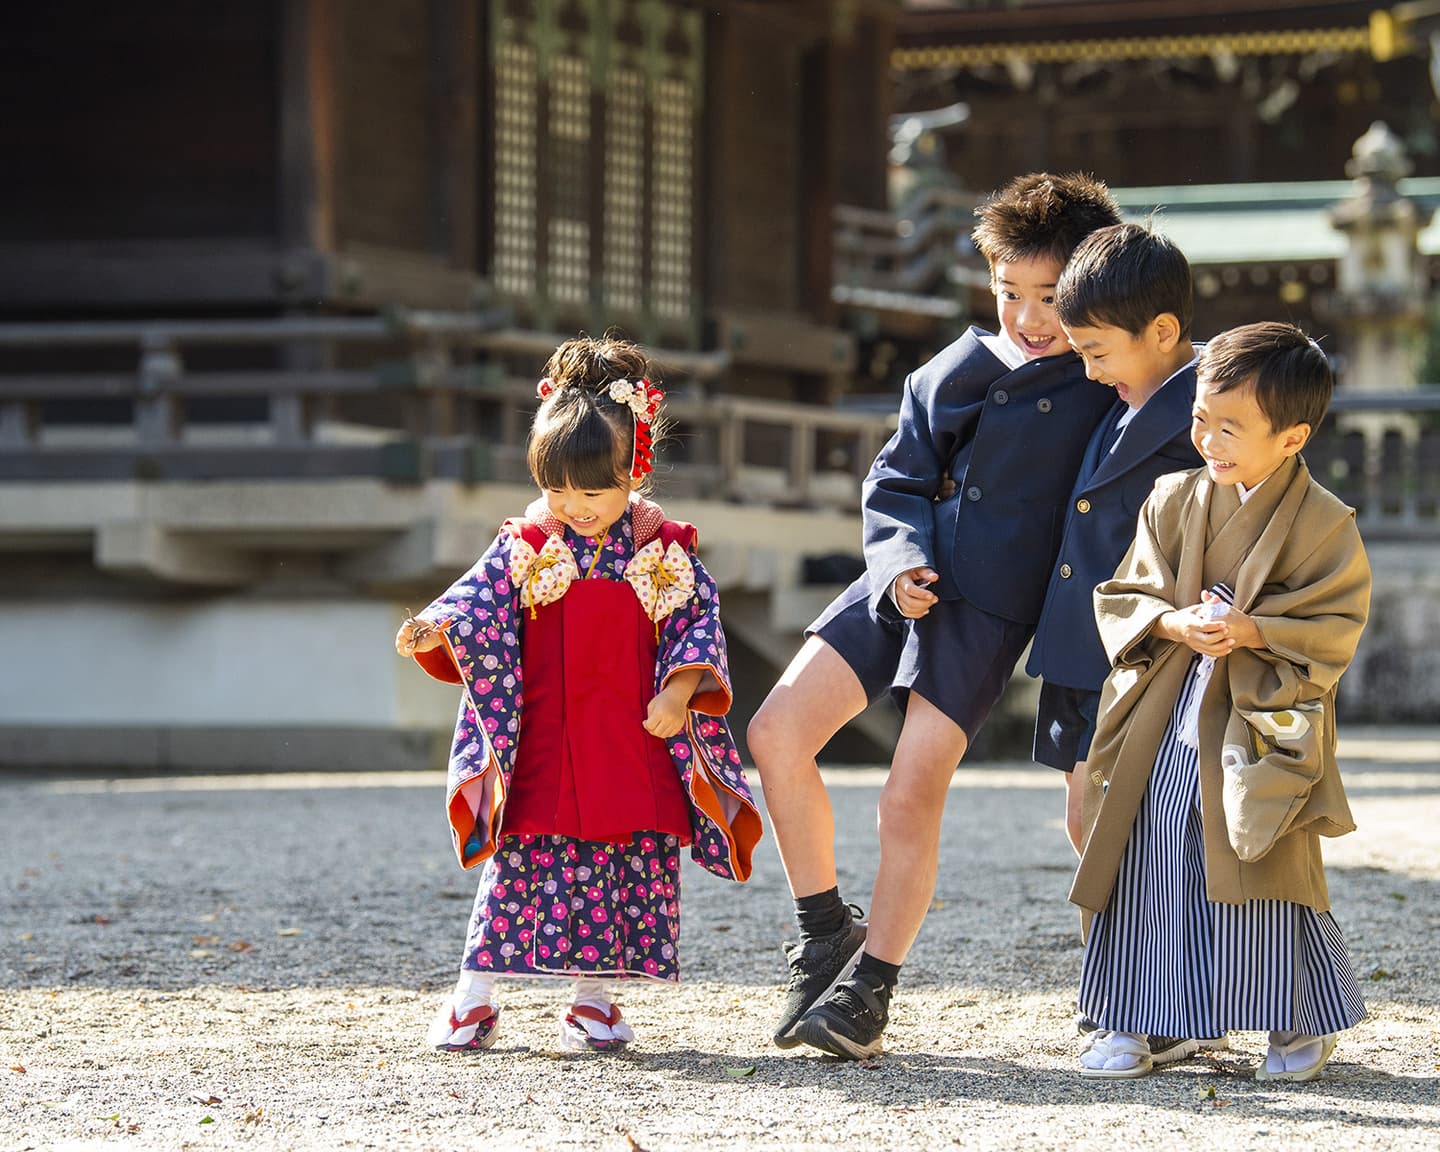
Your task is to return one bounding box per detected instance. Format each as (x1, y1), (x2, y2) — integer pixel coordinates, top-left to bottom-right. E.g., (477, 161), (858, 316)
(2, 1), (1439, 770)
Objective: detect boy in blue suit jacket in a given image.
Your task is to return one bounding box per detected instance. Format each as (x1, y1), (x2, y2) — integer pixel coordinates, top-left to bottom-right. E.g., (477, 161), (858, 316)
(1028, 223), (1202, 854)
(748, 173), (1122, 1059)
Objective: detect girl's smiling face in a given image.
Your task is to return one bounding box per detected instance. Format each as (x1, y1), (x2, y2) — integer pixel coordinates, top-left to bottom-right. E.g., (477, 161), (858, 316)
(543, 481), (633, 538)
(1190, 376), (1309, 489)
(992, 255), (1067, 360)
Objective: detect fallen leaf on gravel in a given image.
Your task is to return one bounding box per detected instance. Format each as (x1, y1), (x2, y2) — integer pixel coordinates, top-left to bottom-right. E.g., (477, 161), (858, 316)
(188, 1095), (222, 1105)
(188, 950), (215, 959)
(724, 1066), (755, 1078)
(92, 915), (112, 925)
(199, 1116), (215, 1125)
(227, 941), (254, 953)
(276, 927), (303, 937)
(242, 1107), (264, 1125)
(1368, 968), (1395, 981)
(1197, 1082), (1216, 1099)
(621, 1132), (652, 1152)
(9, 1065), (25, 1074)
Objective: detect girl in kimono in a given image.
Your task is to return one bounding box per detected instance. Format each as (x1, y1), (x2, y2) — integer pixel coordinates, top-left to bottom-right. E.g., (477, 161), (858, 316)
(395, 334), (760, 1054)
(1072, 323), (1371, 1082)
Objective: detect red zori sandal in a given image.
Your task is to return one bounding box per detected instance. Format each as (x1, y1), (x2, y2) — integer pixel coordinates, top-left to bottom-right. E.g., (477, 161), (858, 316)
(428, 1001), (501, 1053)
(558, 1003), (636, 1053)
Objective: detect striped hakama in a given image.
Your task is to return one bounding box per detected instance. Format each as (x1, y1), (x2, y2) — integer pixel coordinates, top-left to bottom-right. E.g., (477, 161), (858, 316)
(1079, 654), (1366, 1038)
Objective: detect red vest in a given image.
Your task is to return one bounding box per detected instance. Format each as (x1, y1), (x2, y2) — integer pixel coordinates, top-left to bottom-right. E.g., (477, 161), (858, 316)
(501, 523), (693, 844)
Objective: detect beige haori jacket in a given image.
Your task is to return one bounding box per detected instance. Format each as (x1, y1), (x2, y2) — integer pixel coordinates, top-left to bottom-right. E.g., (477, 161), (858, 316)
(1070, 456), (1371, 918)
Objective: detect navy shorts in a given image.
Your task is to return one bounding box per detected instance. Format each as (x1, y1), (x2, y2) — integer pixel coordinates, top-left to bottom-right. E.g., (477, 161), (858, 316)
(1032, 680), (1102, 771)
(807, 576), (906, 705)
(893, 596), (1032, 739)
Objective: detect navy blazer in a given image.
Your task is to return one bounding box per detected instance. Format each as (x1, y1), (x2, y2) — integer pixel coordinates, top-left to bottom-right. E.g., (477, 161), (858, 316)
(862, 326), (1114, 626)
(1026, 360), (1202, 690)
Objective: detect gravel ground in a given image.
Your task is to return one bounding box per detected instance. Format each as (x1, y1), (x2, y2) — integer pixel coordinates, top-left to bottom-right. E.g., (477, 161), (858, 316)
(3, 727), (1438, 1151)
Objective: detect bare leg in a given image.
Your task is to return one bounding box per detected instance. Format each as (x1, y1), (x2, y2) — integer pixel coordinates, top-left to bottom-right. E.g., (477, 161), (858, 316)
(862, 691), (969, 965)
(1064, 762), (1085, 856)
(747, 636), (869, 899)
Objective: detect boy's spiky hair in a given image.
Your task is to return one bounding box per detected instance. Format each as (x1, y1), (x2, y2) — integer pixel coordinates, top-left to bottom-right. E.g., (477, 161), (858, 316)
(971, 172), (1122, 267)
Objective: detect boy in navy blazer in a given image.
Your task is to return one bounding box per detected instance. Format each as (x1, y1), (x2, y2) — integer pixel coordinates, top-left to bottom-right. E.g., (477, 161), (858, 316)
(1028, 223), (1201, 856)
(747, 173), (1122, 1059)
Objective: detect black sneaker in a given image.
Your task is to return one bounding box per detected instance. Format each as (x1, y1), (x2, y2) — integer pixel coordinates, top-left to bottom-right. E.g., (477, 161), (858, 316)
(771, 909), (867, 1049)
(1147, 1036), (1201, 1065)
(794, 975), (890, 1060)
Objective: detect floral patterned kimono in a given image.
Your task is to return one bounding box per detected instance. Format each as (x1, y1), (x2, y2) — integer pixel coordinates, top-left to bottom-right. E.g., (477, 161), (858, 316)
(413, 494), (760, 983)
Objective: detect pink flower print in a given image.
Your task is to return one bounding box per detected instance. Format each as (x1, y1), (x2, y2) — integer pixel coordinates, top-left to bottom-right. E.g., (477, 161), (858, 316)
(489, 696), (505, 711)
(592, 850), (609, 866)
(513, 878), (528, 893)
(491, 883), (507, 899)
(642, 913), (657, 928)
(538, 945), (550, 959)
(562, 868), (576, 883)
(581, 945), (600, 963)
(486, 626), (500, 641)
(495, 580), (511, 595)
(491, 916), (510, 933)
(476, 950), (493, 966)
(577, 923), (592, 938)
(684, 646), (699, 661)
(537, 852), (555, 867)
(644, 958), (659, 975)
(557, 937), (570, 951)
(729, 749), (742, 764)
(590, 908), (609, 924)
(551, 902), (566, 919)
(640, 935), (653, 948)
(520, 905), (536, 920)
(476, 679), (493, 694)
(494, 736), (509, 750)
(673, 745), (690, 760)
(451, 644), (469, 660)
(519, 929), (532, 944)
(698, 721), (719, 738)
(482, 717), (499, 733)
(707, 843), (720, 856)
(639, 837), (657, 853)
(497, 607), (509, 622)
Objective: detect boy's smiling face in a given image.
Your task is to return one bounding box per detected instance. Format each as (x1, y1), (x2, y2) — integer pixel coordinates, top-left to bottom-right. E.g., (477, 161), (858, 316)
(992, 255), (1067, 360)
(1190, 375), (1309, 489)
(1062, 313), (1184, 409)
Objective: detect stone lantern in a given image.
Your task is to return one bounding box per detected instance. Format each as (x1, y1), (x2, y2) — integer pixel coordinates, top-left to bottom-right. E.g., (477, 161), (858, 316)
(1327, 121), (1433, 515)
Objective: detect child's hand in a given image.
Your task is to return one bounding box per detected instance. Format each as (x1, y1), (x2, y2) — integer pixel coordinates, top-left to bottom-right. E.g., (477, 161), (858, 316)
(644, 683), (689, 739)
(1157, 604), (1233, 656)
(894, 567), (940, 619)
(1216, 604), (1263, 651)
(396, 615), (446, 657)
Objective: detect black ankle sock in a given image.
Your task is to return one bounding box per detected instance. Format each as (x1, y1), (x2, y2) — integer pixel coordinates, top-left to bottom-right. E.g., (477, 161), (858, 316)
(794, 887), (848, 940)
(855, 951), (901, 991)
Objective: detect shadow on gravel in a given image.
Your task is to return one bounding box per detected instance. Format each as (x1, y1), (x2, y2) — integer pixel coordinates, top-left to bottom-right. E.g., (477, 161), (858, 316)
(627, 1048), (1440, 1128)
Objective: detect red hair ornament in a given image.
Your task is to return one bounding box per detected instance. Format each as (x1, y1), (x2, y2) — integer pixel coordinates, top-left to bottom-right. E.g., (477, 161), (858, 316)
(607, 378), (663, 479)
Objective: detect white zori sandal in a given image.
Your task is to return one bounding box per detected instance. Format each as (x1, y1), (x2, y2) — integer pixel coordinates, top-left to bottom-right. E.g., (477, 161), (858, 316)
(427, 970), (501, 1052)
(1253, 1031), (1338, 1082)
(1079, 1030), (1153, 1079)
(559, 980), (636, 1053)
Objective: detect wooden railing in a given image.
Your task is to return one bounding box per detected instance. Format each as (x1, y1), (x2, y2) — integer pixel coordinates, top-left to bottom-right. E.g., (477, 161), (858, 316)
(1, 316), (1437, 535)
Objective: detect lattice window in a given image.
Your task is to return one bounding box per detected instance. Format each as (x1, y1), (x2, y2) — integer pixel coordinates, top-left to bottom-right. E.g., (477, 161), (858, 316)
(603, 66), (645, 314)
(489, 0), (700, 342)
(652, 73), (692, 322)
(493, 35), (537, 297)
(548, 51), (592, 306)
